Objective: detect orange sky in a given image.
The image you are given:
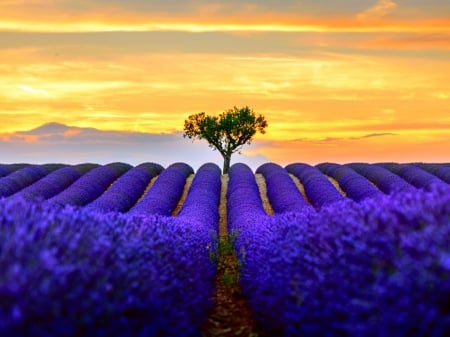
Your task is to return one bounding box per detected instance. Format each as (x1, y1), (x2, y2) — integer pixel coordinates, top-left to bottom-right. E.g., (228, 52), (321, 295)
(1, 0), (449, 165)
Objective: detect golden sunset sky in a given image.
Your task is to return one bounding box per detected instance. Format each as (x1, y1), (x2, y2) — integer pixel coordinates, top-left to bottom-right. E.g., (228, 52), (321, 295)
(1, 0), (449, 165)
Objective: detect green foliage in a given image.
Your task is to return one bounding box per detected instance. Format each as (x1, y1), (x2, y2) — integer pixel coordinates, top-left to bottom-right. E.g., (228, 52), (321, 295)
(209, 231), (242, 288)
(218, 230), (239, 256)
(221, 270), (239, 287)
(183, 106), (268, 173)
(209, 231), (239, 264)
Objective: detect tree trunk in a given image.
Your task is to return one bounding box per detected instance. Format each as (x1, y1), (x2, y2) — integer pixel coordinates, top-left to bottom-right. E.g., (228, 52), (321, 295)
(222, 155), (231, 174)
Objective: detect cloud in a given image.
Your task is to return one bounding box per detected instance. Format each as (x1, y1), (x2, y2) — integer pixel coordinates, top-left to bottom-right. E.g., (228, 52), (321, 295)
(291, 132), (396, 145)
(0, 122), (270, 171)
(357, 0), (398, 21)
(359, 132), (397, 138)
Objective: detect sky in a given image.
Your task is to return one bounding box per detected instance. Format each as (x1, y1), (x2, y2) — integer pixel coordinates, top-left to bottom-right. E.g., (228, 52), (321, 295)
(1, 0), (449, 169)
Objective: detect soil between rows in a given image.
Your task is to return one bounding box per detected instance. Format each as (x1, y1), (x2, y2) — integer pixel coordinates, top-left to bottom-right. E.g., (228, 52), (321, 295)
(201, 175), (266, 337)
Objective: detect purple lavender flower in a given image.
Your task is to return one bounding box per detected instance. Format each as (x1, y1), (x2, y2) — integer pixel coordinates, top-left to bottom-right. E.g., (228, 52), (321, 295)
(128, 162), (194, 216)
(46, 162), (131, 207)
(227, 163), (266, 231)
(11, 164), (98, 201)
(285, 162), (345, 207)
(3, 158), (450, 337)
(0, 165), (52, 197)
(0, 163), (29, 178)
(379, 163), (447, 189)
(176, 162), (221, 226)
(317, 162), (383, 201)
(85, 162), (164, 213)
(414, 163), (450, 184)
(348, 162), (416, 194)
(256, 163), (310, 213)
(232, 184), (450, 336)
(0, 197), (216, 337)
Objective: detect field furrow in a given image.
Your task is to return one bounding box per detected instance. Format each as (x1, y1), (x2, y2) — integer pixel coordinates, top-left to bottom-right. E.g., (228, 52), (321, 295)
(172, 174), (194, 216)
(254, 173), (274, 215)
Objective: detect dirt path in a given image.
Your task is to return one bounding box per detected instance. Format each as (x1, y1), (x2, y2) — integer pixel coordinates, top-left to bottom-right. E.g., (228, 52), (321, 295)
(172, 174), (194, 215)
(135, 175), (158, 203)
(254, 173), (274, 215)
(288, 173), (311, 203)
(325, 175), (347, 196)
(201, 174), (264, 337)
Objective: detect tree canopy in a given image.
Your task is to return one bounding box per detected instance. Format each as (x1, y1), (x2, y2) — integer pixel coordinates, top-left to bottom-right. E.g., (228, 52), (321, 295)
(183, 106), (268, 174)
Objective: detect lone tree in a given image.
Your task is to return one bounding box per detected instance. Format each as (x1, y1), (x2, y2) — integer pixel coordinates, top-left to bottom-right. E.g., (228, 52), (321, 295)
(183, 106), (268, 174)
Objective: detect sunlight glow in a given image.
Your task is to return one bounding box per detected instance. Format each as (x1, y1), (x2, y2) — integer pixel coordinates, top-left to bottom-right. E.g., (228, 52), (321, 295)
(1, 19), (450, 33)
(18, 85), (50, 97)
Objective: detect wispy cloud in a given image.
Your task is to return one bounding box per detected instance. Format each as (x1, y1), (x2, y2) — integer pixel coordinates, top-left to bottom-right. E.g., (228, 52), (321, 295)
(290, 132), (397, 145)
(359, 132), (397, 138)
(357, 0), (398, 21)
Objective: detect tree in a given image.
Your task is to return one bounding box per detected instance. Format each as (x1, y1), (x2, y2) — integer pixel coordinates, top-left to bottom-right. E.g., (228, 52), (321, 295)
(183, 106), (268, 174)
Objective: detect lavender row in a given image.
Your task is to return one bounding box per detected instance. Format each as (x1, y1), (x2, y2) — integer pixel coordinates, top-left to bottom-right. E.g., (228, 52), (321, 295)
(256, 163), (310, 213)
(0, 163), (29, 178)
(46, 162), (131, 207)
(414, 163), (450, 184)
(317, 162), (382, 201)
(176, 163), (221, 226)
(285, 163), (344, 208)
(128, 162), (194, 216)
(232, 184), (450, 336)
(12, 164), (98, 201)
(347, 162), (416, 194)
(227, 163), (266, 230)
(0, 197), (217, 337)
(0, 164), (60, 197)
(85, 163), (164, 213)
(379, 163), (447, 189)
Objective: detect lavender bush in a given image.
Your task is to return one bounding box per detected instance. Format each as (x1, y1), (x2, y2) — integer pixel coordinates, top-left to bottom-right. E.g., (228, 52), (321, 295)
(0, 197), (217, 337)
(0, 165), (9, 178)
(231, 184), (450, 336)
(0, 164), (29, 178)
(227, 163), (266, 230)
(348, 163), (415, 194)
(285, 163), (344, 208)
(128, 162), (194, 216)
(317, 162), (382, 201)
(256, 163), (310, 213)
(86, 163), (164, 213)
(415, 163), (450, 184)
(11, 164), (98, 201)
(379, 163), (447, 190)
(47, 162), (131, 207)
(0, 165), (55, 197)
(177, 163), (221, 226)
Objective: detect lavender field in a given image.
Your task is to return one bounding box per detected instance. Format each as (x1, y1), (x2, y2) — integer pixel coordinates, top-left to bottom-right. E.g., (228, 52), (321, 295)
(1, 161), (450, 336)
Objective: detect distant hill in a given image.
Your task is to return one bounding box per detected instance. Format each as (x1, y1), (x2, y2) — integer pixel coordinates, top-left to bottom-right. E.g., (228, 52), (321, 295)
(19, 122), (71, 135)
(17, 122), (97, 135)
